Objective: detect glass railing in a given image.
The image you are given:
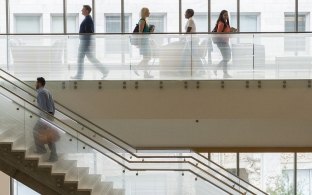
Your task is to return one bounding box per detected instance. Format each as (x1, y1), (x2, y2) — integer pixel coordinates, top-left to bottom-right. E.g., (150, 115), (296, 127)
(1, 33), (312, 81)
(0, 68), (267, 195)
(0, 84), (243, 195)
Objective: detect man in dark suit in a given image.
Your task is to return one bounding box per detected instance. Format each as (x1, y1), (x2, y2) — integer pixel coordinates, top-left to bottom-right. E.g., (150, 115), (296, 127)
(71, 5), (109, 79)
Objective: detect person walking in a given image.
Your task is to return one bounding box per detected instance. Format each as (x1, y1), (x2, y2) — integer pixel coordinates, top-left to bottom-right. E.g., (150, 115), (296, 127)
(71, 5), (109, 80)
(33, 77), (58, 162)
(213, 10), (236, 78)
(132, 7), (153, 78)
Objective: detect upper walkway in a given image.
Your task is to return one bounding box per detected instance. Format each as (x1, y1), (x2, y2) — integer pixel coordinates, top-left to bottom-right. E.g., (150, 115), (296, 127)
(0, 33), (311, 81)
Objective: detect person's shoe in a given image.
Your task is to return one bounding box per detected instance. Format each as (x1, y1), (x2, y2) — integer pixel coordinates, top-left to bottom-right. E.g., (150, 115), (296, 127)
(223, 72), (232, 78)
(144, 72), (154, 78)
(71, 75), (83, 80)
(48, 154), (58, 162)
(132, 66), (140, 76)
(101, 69), (109, 79)
(34, 149), (47, 154)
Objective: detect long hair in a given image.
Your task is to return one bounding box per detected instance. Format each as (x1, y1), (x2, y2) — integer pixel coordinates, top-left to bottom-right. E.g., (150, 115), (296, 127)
(213, 10), (230, 31)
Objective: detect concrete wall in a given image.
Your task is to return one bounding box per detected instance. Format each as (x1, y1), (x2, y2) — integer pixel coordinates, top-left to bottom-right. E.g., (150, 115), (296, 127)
(37, 80), (312, 150)
(0, 172), (10, 195)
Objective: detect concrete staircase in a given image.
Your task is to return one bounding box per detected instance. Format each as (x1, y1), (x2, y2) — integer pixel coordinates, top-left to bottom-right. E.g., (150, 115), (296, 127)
(0, 127), (125, 195)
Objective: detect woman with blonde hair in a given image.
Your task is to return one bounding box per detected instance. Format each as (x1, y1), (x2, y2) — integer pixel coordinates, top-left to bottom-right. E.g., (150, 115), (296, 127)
(133, 7), (153, 78)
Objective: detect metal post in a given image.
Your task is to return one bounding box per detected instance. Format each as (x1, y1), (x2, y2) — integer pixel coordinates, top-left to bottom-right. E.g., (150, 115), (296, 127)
(10, 178), (13, 195)
(121, 0), (125, 33)
(237, 0), (240, 32)
(237, 153), (240, 177)
(179, 0), (182, 33)
(5, 0), (9, 34)
(92, 0), (95, 31)
(208, 0), (211, 32)
(5, 0), (9, 70)
(294, 152), (297, 195)
(295, 0), (298, 32)
(63, 0), (67, 34)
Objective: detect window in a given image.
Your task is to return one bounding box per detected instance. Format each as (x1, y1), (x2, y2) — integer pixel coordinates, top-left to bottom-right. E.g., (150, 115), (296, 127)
(124, 0), (179, 32)
(0, 0), (6, 33)
(14, 15), (42, 33)
(104, 14), (131, 54)
(51, 14), (78, 33)
(10, 0), (63, 33)
(105, 14), (131, 33)
(193, 13), (208, 32)
(240, 0), (295, 32)
(299, 0), (312, 32)
(231, 13), (260, 32)
(149, 13), (166, 32)
(285, 13), (308, 32)
(284, 13), (308, 52)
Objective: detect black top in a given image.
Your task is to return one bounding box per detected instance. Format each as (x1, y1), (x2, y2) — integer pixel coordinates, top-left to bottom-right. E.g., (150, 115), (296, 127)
(79, 15), (94, 34)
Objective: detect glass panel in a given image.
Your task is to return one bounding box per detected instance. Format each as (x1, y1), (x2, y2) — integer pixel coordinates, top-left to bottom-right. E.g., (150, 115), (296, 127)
(182, 0), (208, 33)
(0, 36), (7, 71)
(299, 0), (312, 32)
(0, 0), (6, 33)
(13, 180), (39, 195)
(211, 153), (238, 176)
(9, 0), (63, 33)
(240, 153), (295, 194)
(240, 0), (295, 32)
(297, 153), (312, 195)
(95, 0), (121, 33)
(211, 0), (237, 31)
(124, 0), (179, 33)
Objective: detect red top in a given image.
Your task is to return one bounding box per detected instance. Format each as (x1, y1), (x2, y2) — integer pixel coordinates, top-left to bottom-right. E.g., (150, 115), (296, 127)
(217, 21), (231, 33)
(216, 21), (230, 43)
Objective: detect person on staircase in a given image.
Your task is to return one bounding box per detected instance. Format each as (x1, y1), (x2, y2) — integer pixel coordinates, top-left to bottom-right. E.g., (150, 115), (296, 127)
(33, 77), (58, 162)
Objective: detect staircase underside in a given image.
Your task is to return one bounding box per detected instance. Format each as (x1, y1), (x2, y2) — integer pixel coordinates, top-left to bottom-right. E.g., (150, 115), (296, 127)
(0, 143), (90, 195)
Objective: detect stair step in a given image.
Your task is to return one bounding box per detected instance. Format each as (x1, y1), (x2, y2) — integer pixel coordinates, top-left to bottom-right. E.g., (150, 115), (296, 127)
(65, 167), (89, 182)
(0, 129), (23, 143)
(111, 189), (125, 195)
(12, 135), (26, 151)
(51, 158), (77, 174)
(92, 181), (113, 195)
(78, 174), (102, 190)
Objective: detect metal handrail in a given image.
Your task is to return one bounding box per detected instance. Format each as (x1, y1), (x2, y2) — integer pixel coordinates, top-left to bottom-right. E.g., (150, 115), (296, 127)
(0, 69), (268, 194)
(0, 85), (242, 195)
(1, 32), (312, 35)
(0, 74), (257, 195)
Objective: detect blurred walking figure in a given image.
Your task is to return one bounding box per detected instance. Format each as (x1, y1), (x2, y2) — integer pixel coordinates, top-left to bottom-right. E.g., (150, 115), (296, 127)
(213, 10), (236, 78)
(132, 7), (154, 78)
(33, 77), (59, 162)
(71, 5), (109, 80)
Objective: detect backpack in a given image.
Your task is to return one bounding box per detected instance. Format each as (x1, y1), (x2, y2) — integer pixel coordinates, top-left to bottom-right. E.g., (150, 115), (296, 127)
(130, 19), (146, 46)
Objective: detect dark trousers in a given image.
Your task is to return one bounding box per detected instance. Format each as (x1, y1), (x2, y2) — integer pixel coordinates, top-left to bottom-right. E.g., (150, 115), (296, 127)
(75, 40), (106, 78)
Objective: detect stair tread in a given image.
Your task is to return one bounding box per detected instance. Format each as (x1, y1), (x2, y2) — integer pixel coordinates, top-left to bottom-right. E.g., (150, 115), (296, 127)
(92, 181), (113, 195)
(78, 174), (102, 190)
(65, 167), (89, 182)
(0, 129), (23, 143)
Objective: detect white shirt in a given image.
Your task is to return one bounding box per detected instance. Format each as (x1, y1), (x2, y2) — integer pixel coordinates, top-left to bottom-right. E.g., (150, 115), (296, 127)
(185, 17), (196, 33)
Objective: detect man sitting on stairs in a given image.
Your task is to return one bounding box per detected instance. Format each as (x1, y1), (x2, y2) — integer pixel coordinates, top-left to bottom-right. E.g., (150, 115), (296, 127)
(33, 77), (58, 162)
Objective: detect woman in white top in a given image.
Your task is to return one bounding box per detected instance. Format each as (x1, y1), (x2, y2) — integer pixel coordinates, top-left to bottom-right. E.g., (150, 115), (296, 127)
(185, 9), (196, 33)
